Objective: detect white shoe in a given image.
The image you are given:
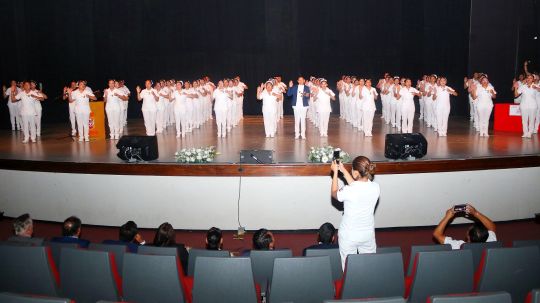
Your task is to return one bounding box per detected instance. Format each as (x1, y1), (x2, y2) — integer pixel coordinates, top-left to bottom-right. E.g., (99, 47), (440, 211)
(71, 130), (77, 136)
(31, 139), (36, 143)
(22, 139), (29, 144)
(295, 135), (299, 139)
(85, 138), (90, 142)
(78, 138), (83, 142)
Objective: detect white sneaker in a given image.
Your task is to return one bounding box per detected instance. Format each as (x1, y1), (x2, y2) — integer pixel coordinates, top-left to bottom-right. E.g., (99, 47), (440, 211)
(85, 138), (90, 142)
(31, 139), (36, 143)
(71, 130), (77, 136)
(78, 138), (83, 142)
(22, 139), (29, 144)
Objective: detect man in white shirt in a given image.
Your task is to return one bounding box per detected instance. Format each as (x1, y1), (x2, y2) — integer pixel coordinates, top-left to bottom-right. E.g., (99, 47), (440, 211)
(433, 204), (497, 249)
(3, 80), (22, 131)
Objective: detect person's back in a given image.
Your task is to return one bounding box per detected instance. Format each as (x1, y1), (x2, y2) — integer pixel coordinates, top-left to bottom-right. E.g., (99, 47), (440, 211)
(206, 227), (223, 250)
(50, 216), (90, 248)
(303, 222), (338, 256)
(103, 221), (144, 253)
(339, 180), (380, 233)
(153, 222), (189, 274)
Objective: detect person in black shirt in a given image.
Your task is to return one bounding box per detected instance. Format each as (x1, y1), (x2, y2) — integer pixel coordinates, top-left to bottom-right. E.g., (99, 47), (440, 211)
(303, 222), (339, 256)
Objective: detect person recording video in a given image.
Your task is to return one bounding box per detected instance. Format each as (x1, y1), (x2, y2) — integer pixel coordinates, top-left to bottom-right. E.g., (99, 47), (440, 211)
(433, 203), (497, 249)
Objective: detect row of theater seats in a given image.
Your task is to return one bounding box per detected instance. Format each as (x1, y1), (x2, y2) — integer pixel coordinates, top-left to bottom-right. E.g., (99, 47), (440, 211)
(0, 239), (539, 303)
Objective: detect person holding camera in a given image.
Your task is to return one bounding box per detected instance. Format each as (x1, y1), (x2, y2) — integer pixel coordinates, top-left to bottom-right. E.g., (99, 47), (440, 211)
(331, 156), (380, 269)
(433, 204), (497, 249)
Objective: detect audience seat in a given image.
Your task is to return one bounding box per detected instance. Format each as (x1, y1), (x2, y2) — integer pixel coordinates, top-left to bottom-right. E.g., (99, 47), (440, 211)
(325, 298), (405, 303)
(88, 243), (127, 275)
(268, 256), (334, 303)
(187, 248), (230, 276)
(137, 245), (178, 256)
(305, 248), (343, 280)
(337, 252), (404, 299)
(123, 253), (188, 303)
(476, 246), (540, 302)
(249, 249), (292, 295)
(406, 244), (452, 276)
(461, 241), (503, 270)
(427, 291), (511, 303)
(513, 239), (540, 250)
(0, 292), (72, 303)
(44, 242), (79, 268)
(7, 236), (45, 246)
(192, 257), (260, 303)
(527, 289), (540, 303)
(0, 246), (59, 296)
(406, 250), (474, 303)
(376, 246), (402, 254)
(59, 248), (121, 303)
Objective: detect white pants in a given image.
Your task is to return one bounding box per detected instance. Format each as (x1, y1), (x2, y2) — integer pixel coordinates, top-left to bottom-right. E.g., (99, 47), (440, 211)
(226, 105), (234, 131)
(401, 105), (415, 133)
(339, 94), (345, 118)
(436, 105), (451, 136)
(534, 105), (540, 133)
(390, 100), (398, 127)
(156, 107), (165, 133)
(419, 97), (425, 120)
(106, 108), (121, 138)
(7, 102), (21, 130)
(21, 115), (36, 141)
(215, 109), (227, 137)
(35, 108), (42, 136)
(356, 103), (363, 130)
(174, 108), (187, 137)
(425, 99), (433, 127)
(468, 95), (475, 121)
(362, 108), (376, 136)
(293, 106), (307, 138)
(430, 101), (438, 130)
(142, 109), (157, 136)
(263, 110), (276, 137)
(194, 101), (202, 128)
(69, 103), (77, 132)
(521, 106), (537, 136)
(238, 97), (244, 120)
(338, 231), (376, 270)
(476, 103), (493, 136)
(76, 111), (90, 140)
(473, 102), (480, 130)
(382, 96), (390, 123)
(186, 103), (193, 131)
(318, 111), (330, 136)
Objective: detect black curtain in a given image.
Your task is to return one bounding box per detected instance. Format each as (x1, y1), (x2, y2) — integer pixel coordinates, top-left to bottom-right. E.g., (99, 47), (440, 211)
(0, 0), (478, 128)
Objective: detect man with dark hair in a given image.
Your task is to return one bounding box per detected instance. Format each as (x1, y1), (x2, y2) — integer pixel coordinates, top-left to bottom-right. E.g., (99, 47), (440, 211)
(50, 216), (90, 248)
(433, 204), (496, 249)
(303, 222), (339, 255)
(253, 228), (275, 250)
(206, 227), (223, 250)
(103, 221), (145, 253)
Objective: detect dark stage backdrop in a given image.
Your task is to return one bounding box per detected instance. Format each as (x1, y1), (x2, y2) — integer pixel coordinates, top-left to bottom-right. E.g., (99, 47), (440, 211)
(0, 0), (536, 129)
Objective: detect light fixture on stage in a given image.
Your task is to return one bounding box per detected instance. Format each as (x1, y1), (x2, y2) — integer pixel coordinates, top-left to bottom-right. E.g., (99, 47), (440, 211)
(239, 150), (274, 164)
(116, 136), (159, 162)
(384, 133), (428, 160)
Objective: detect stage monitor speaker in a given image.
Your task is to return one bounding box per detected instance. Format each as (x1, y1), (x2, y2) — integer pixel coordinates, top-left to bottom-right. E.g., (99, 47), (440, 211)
(240, 150), (273, 164)
(384, 133), (428, 160)
(116, 136), (159, 161)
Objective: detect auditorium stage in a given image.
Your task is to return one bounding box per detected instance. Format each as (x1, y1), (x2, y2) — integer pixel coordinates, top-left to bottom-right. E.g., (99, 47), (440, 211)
(0, 115), (538, 176)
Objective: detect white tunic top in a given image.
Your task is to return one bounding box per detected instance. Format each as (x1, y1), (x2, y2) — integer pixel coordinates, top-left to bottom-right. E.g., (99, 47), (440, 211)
(517, 84), (539, 109)
(476, 84), (496, 107)
(104, 88), (121, 111)
(362, 87), (378, 111)
(71, 88), (94, 114)
(444, 231), (497, 250)
(316, 88), (335, 113)
(173, 90), (187, 112)
(5, 87), (21, 105)
(435, 86), (455, 109)
(258, 90), (277, 114)
(213, 88), (229, 111)
(399, 87), (419, 108)
(15, 90), (37, 116)
(140, 88), (158, 111)
(337, 180), (380, 236)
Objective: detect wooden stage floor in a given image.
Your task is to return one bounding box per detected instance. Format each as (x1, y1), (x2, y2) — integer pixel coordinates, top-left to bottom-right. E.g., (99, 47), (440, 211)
(0, 115), (538, 165)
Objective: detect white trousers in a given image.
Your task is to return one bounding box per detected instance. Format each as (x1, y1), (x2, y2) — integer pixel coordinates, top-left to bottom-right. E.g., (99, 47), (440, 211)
(419, 97), (425, 119)
(21, 115), (36, 141)
(318, 111), (330, 136)
(293, 106), (307, 138)
(76, 111), (90, 140)
(106, 108), (121, 138)
(401, 105), (415, 133)
(425, 100), (433, 127)
(338, 231), (376, 270)
(7, 102), (21, 130)
(534, 106), (540, 133)
(521, 106), (537, 136)
(476, 104), (493, 136)
(174, 108), (187, 137)
(263, 110), (276, 137)
(356, 103), (363, 130)
(215, 109), (228, 137)
(430, 101), (438, 130)
(35, 108), (42, 136)
(436, 105), (450, 136)
(362, 108), (376, 136)
(468, 95), (475, 121)
(142, 109), (157, 136)
(185, 103), (193, 131)
(339, 94), (345, 118)
(390, 100), (398, 127)
(156, 107), (165, 133)
(69, 104), (77, 132)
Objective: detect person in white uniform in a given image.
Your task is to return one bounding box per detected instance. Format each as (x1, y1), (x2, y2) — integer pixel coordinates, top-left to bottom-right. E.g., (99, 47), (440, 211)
(352, 79), (366, 131)
(424, 75), (438, 128)
(118, 80), (130, 128)
(213, 80), (232, 138)
(29, 81), (47, 137)
(395, 78), (420, 134)
(68, 81), (96, 142)
(331, 156), (380, 269)
(314, 79), (335, 137)
(362, 79), (378, 136)
(513, 74), (539, 138)
(155, 81), (169, 134)
(234, 76), (247, 121)
(171, 81), (187, 138)
(3, 80), (22, 131)
(287, 76), (310, 139)
(433, 77), (457, 137)
(12, 81), (39, 143)
(104, 80), (122, 140)
(470, 75), (496, 137)
(136, 80), (159, 136)
(63, 81), (78, 136)
(389, 77), (401, 129)
(257, 81), (281, 138)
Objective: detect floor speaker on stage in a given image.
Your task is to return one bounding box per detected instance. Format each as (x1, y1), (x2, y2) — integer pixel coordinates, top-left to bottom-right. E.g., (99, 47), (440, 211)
(240, 150), (273, 164)
(116, 136), (159, 161)
(384, 133), (428, 160)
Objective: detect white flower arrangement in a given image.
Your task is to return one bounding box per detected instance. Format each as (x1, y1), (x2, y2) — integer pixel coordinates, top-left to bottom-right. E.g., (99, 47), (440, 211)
(308, 146), (350, 163)
(175, 146), (218, 163)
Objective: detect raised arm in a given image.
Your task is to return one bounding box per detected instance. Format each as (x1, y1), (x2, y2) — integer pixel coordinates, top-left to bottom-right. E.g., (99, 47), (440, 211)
(433, 208), (455, 244)
(466, 204), (496, 232)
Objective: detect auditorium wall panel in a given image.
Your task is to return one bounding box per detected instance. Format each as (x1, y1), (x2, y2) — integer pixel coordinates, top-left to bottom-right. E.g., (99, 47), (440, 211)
(1, 167), (538, 230)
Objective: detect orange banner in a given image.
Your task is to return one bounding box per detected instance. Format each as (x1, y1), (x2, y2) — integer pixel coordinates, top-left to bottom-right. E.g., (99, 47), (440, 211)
(89, 101), (106, 139)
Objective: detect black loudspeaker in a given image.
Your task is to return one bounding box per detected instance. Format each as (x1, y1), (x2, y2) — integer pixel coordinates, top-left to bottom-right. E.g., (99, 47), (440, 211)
(384, 133), (428, 160)
(116, 136), (159, 161)
(239, 150), (273, 164)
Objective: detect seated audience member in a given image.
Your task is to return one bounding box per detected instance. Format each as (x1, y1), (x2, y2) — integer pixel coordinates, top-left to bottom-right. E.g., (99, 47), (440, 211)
(103, 220), (145, 253)
(8, 213), (43, 245)
(303, 222), (339, 255)
(50, 216), (90, 248)
(433, 203), (497, 249)
(206, 227), (223, 250)
(242, 228), (275, 256)
(153, 222), (189, 274)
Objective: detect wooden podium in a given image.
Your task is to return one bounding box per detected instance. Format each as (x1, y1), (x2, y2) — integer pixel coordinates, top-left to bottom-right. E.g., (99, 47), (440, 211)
(89, 101), (106, 139)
